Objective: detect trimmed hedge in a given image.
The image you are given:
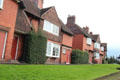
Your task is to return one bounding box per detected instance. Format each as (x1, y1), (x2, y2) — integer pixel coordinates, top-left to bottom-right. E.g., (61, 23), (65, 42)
(20, 30), (47, 64)
(71, 49), (89, 64)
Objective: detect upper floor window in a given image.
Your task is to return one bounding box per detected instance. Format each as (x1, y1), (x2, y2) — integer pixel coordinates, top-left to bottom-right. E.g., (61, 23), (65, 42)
(94, 42), (100, 49)
(87, 38), (92, 45)
(46, 41), (60, 58)
(0, 0), (4, 9)
(43, 20), (59, 36)
(101, 47), (104, 51)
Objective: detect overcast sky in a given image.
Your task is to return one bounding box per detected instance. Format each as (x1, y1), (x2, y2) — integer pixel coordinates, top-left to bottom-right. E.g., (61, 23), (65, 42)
(44, 0), (120, 58)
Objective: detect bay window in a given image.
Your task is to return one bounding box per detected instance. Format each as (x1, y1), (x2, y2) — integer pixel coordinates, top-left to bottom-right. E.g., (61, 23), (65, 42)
(43, 20), (59, 36)
(0, 0), (4, 9)
(87, 38), (92, 45)
(46, 41), (60, 58)
(94, 43), (100, 49)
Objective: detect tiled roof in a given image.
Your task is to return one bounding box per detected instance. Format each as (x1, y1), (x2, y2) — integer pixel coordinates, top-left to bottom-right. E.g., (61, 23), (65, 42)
(59, 20), (73, 36)
(91, 35), (99, 41)
(40, 7), (51, 16)
(22, 0), (41, 18)
(67, 24), (92, 38)
(15, 8), (31, 33)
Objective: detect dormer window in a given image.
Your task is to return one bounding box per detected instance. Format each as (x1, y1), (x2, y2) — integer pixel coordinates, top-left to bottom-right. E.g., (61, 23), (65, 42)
(43, 20), (59, 36)
(0, 0), (4, 9)
(94, 43), (100, 49)
(87, 38), (92, 45)
(101, 47), (104, 51)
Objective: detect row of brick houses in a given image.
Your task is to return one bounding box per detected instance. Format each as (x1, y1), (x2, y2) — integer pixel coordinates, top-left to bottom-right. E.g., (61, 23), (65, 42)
(0, 0), (107, 64)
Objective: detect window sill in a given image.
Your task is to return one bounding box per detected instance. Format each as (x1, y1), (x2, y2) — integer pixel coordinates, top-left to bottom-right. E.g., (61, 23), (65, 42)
(46, 55), (60, 58)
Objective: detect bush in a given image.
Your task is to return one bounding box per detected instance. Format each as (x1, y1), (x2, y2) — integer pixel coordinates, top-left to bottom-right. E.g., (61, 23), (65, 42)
(19, 30), (47, 64)
(71, 49), (89, 64)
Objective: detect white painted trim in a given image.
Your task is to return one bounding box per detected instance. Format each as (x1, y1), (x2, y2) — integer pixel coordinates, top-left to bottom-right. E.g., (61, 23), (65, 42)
(2, 32), (7, 59)
(15, 36), (19, 60)
(0, 0), (4, 10)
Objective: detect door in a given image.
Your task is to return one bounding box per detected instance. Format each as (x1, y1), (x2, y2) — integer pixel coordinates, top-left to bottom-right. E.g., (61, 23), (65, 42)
(66, 50), (70, 64)
(0, 31), (7, 60)
(11, 36), (19, 60)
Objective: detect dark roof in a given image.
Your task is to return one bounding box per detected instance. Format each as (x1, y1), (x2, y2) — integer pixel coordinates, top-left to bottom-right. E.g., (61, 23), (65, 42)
(91, 35), (99, 41)
(59, 20), (73, 36)
(40, 7), (51, 16)
(21, 0), (41, 18)
(101, 43), (107, 51)
(67, 24), (92, 38)
(15, 8), (31, 33)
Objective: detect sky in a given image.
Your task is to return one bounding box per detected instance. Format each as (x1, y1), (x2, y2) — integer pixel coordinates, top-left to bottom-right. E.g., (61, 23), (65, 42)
(44, 0), (120, 58)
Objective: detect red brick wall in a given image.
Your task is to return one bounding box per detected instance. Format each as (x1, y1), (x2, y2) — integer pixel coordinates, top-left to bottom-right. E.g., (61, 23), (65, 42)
(61, 46), (72, 64)
(62, 33), (73, 47)
(83, 37), (94, 51)
(31, 19), (39, 32)
(72, 34), (84, 50)
(0, 0), (18, 60)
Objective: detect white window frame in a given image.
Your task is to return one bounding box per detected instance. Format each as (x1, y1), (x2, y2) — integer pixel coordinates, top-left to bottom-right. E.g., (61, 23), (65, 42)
(43, 20), (59, 36)
(101, 46), (104, 51)
(46, 41), (60, 58)
(2, 32), (7, 59)
(94, 42), (100, 49)
(62, 48), (66, 54)
(87, 38), (92, 45)
(94, 53), (100, 59)
(0, 0), (4, 10)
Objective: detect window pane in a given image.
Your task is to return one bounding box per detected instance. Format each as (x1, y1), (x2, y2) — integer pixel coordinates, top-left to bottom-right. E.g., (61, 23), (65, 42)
(46, 42), (52, 56)
(0, 0), (3, 9)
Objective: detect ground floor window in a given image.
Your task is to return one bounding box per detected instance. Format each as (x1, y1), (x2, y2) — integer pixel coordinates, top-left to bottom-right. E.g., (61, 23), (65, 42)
(94, 53), (100, 59)
(46, 41), (60, 58)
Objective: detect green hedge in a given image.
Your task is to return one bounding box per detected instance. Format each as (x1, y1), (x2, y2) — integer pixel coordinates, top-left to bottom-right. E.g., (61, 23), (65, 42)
(20, 30), (47, 64)
(71, 49), (89, 64)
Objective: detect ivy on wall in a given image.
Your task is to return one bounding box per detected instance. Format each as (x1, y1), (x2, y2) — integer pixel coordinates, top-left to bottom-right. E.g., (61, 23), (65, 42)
(19, 30), (47, 64)
(71, 49), (89, 64)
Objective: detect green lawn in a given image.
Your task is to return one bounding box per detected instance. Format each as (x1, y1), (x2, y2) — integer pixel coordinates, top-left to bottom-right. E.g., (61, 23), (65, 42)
(0, 64), (119, 80)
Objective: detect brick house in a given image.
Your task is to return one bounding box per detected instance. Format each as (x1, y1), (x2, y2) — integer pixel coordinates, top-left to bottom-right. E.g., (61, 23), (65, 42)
(0, 0), (73, 64)
(66, 16), (95, 64)
(0, 0), (19, 61)
(66, 15), (107, 64)
(40, 7), (73, 64)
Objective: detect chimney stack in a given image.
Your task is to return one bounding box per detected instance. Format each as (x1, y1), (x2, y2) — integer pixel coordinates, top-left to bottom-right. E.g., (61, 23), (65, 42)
(32, 0), (43, 9)
(38, 0), (43, 9)
(67, 15), (76, 25)
(83, 26), (89, 33)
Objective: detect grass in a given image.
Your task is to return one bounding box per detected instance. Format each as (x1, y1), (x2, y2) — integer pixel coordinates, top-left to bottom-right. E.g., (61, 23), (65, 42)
(0, 64), (120, 80)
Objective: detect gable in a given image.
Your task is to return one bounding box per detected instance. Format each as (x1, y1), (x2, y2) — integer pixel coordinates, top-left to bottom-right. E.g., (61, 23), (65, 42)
(41, 7), (61, 27)
(96, 35), (101, 43)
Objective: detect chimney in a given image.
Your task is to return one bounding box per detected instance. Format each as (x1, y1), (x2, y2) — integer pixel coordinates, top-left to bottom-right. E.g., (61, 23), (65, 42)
(38, 0), (43, 9)
(83, 26), (89, 33)
(67, 15), (76, 25)
(90, 32), (93, 35)
(32, 0), (43, 9)
(85, 26), (89, 33)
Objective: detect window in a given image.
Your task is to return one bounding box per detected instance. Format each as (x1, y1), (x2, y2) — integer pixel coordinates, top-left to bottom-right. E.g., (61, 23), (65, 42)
(46, 41), (60, 58)
(0, 0), (4, 9)
(94, 53), (100, 59)
(62, 48), (66, 54)
(87, 38), (92, 45)
(101, 47), (104, 51)
(43, 20), (59, 36)
(94, 43), (100, 49)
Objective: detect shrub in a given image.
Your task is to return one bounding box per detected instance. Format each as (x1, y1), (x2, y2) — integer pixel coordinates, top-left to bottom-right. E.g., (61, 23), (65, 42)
(71, 49), (89, 64)
(19, 30), (47, 64)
